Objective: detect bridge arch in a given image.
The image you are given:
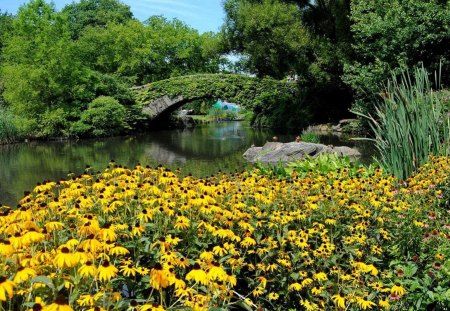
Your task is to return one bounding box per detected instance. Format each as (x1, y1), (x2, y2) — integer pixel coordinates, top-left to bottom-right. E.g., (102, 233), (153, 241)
(132, 74), (297, 120)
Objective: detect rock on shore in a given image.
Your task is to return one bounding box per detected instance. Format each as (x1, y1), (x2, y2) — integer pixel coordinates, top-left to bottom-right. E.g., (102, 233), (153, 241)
(243, 141), (361, 165)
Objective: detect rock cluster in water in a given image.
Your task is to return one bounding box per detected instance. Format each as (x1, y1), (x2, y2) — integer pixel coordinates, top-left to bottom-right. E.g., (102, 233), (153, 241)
(243, 141), (361, 165)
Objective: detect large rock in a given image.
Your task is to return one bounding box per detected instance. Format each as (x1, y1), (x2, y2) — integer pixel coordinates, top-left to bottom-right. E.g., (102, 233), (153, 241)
(243, 141), (361, 165)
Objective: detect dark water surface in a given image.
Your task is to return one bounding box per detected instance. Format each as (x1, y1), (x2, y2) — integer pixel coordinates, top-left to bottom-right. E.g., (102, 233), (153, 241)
(0, 122), (375, 206)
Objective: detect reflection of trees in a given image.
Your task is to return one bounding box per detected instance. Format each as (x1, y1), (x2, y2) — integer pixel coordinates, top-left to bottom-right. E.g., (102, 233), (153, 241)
(0, 123), (275, 206)
(151, 122), (272, 157)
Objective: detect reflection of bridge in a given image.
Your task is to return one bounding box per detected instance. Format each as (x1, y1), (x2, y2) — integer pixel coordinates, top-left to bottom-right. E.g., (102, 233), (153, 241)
(132, 74), (297, 119)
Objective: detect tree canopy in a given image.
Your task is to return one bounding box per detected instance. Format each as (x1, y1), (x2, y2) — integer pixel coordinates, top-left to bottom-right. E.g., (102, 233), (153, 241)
(0, 0), (226, 138)
(343, 0), (450, 115)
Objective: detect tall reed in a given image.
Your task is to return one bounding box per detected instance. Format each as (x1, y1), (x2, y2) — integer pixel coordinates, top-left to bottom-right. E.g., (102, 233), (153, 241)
(353, 66), (450, 180)
(0, 107), (20, 144)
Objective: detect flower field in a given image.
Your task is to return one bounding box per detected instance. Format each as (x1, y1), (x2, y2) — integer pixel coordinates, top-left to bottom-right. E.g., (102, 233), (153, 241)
(1, 156), (450, 310)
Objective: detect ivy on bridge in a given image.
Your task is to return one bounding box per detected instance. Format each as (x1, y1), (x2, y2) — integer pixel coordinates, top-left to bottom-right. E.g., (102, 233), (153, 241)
(131, 74), (298, 119)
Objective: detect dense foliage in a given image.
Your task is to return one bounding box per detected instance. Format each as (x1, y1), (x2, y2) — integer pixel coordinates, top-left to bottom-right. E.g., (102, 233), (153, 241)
(0, 0), (449, 138)
(222, 0), (355, 124)
(344, 0), (450, 116)
(132, 74), (298, 127)
(0, 156), (450, 310)
(0, 0), (224, 141)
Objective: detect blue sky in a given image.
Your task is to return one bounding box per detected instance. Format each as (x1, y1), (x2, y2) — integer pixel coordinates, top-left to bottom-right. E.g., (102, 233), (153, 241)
(0, 0), (226, 33)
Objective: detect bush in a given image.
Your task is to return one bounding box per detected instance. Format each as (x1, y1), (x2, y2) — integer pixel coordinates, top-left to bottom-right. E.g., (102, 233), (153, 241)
(35, 108), (70, 138)
(300, 131), (320, 143)
(354, 66), (450, 180)
(72, 96), (127, 137)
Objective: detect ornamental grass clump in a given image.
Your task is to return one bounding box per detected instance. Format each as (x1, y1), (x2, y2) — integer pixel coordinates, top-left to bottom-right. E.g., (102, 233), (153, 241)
(354, 66), (450, 180)
(0, 157), (449, 310)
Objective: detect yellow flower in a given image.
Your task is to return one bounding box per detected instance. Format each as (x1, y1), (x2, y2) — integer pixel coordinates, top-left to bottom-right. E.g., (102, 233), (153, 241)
(13, 267), (36, 283)
(28, 296), (45, 311)
(78, 261), (97, 278)
(54, 247), (79, 268)
(356, 297), (376, 310)
(108, 245), (129, 256)
(185, 263), (208, 285)
(0, 240), (15, 257)
(379, 299), (390, 308)
(332, 294), (346, 309)
(252, 286), (264, 296)
(44, 221), (64, 233)
(0, 276), (15, 302)
(45, 295), (73, 311)
(311, 286), (324, 295)
(300, 299), (319, 311)
(391, 283), (406, 296)
(312, 271), (327, 282)
(97, 260), (118, 282)
(288, 282), (302, 291)
(149, 263), (170, 290)
(436, 253), (445, 261)
(207, 262), (227, 281)
(268, 292), (279, 300)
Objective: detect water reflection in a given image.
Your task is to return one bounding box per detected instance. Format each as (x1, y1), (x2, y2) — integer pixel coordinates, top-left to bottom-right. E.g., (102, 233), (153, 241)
(0, 122), (274, 206)
(0, 122), (375, 206)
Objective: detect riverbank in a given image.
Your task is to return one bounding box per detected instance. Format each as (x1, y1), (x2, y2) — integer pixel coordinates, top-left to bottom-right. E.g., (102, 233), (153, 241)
(0, 122), (375, 207)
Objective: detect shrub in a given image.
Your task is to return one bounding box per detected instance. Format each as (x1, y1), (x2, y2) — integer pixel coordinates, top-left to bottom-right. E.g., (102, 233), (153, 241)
(35, 108), (70, 138)
(73, 96), (127, 137)
(354, 66), (450, 180)
(300, 131), (320, 143)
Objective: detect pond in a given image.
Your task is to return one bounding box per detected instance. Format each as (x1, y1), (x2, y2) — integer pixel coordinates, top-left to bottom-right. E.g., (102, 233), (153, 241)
(0, 122), (375, 206)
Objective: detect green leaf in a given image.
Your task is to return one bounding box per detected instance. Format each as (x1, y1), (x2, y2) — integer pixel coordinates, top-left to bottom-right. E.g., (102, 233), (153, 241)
(30, 276), (55, 290)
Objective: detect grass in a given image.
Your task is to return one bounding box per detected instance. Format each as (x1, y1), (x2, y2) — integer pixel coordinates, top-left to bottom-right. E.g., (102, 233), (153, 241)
(0, 107), (20, 144)
(353, 66), (450, 180)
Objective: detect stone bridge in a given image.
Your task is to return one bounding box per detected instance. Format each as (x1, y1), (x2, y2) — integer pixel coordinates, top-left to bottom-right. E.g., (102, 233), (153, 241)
(131, 74), (297, 120)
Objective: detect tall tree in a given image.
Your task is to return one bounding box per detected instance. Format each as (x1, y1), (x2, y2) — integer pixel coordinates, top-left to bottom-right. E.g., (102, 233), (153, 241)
(0, 0), (87, 119)
(222, 0), (309, 79)
(143, 16), (223, 83)
(62, 0), (133, 39)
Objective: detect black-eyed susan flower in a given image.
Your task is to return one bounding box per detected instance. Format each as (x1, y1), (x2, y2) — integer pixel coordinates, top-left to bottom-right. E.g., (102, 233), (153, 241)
(0, 240), (15, 256)
(185, 263), (208, 285)
(149, 263), (170, 290)
(332, 294), (345, 309)
(78, 261), (97, 278)
(54, 247), (79, 268)
(13, 266), (36, 283)
(207, 262), (227, 281)
(120, 263), (138, 277)
(45, 295), (73, 311)
(0, 276), (15, 302)
(108, 244), (129, 256)
(391, 283), (406, 296)
(97, 260), (118, 282)
(356, 297), (376, 310)
(28, 296), (45, 311)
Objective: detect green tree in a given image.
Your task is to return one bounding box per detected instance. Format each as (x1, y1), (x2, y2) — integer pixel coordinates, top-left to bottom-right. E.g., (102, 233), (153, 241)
(343, 0), (450, 116)
(75, 20), (148, 84)
(0, 0), (87, 122)
(222, 0), (309, 79)
(142, 16), (223, 83)
(0, 11), (14, 106)
(62, 0), (133, 39)
(0, 11), (13, 52)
